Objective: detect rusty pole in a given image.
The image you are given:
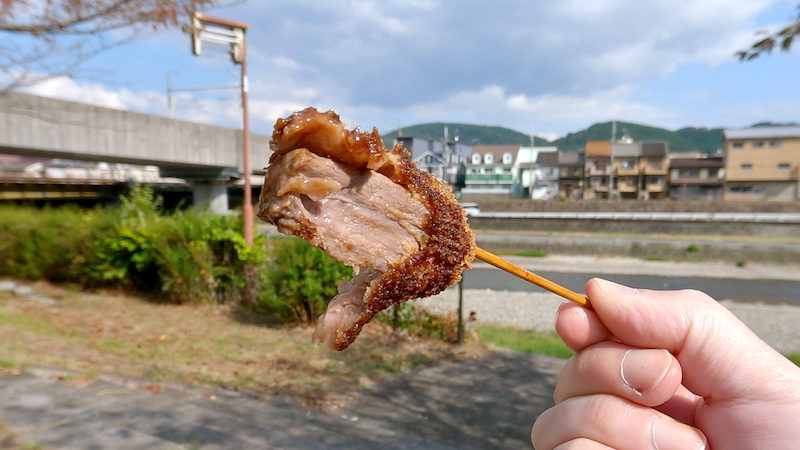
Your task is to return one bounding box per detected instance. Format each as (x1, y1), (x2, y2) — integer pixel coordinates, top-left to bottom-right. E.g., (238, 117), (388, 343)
(240, 30), (253, 246)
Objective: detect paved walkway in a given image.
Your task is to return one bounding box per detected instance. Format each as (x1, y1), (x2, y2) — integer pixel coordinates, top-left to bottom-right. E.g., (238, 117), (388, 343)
(0, 351), (564, 449)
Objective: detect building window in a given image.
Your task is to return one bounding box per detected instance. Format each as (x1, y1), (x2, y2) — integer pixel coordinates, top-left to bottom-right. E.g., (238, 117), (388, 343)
(751, 141), (764, 148)
(484, 153), (494, 164)
(730, 185), (754, 193)
(740, 163), (753, 170)
(770, 140), (781, 148)
(502, 152), (513, 164)
(471, 154), (481, 164)
(778, 163), (791, 170)
(732, 141), (743, 149)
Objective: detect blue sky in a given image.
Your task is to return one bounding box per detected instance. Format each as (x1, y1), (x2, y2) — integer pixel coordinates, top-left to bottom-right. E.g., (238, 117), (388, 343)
(8, 0), (800, 142)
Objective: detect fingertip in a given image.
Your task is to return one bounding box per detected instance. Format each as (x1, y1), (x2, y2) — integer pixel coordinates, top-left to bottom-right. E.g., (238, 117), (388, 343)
(586, 277), (639, 302)
(556, 301), (611, 351)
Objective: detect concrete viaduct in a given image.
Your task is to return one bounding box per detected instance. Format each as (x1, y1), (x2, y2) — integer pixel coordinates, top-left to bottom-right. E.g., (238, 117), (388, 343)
(0, 90), (272, 212)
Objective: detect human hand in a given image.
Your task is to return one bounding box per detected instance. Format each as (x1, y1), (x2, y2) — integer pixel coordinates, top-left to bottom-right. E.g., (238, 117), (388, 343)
(531, 278), (800, 449)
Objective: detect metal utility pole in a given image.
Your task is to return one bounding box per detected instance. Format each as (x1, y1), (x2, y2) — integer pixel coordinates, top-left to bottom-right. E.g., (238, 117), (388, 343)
(185, 12), (253, 246)
(609, 121), (616, 199)
(166, 72), (174, 118)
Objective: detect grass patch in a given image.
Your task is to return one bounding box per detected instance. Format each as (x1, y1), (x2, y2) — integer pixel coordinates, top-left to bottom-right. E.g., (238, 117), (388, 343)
(476, 325), (573, 359)
(513, 250), (548, 258)
(787, 353), (800, 367)
(0, 281), (488, 409)
(493, 249), (548, 258)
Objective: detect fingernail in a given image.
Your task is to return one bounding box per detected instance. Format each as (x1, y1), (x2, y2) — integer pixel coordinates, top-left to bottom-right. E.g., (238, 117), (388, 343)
(652, 419), (707, 450)
(621, 349), (672, 395)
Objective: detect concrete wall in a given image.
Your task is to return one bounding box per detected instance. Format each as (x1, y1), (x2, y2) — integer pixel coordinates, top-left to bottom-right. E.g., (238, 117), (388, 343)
(0, 91), (271, 173)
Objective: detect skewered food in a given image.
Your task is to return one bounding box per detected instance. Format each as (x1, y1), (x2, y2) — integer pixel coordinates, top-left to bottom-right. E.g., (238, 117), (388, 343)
(257, 108), (475, 350)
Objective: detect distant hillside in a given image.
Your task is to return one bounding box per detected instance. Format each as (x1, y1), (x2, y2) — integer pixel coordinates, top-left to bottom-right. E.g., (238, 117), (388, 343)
(555, 122), (724, 154)
(382, 120), (799, 154)
(381, 123), (553, 146)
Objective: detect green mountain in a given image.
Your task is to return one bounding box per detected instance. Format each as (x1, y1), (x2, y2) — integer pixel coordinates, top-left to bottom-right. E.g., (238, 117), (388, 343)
(381, 123), (553, 147)
(382, 120), (799, 155)
(554, 122), (724, 154)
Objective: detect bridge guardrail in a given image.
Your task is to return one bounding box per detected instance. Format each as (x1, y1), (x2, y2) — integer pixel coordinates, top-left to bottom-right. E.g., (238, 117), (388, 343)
(471, 211), (800, 223)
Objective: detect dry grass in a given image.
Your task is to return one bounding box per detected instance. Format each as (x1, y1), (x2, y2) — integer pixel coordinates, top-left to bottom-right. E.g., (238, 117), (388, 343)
(0, 279), (489, 409)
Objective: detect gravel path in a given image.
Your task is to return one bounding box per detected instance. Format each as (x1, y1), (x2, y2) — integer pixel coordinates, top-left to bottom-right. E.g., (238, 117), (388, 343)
(417, 255), (800, 354)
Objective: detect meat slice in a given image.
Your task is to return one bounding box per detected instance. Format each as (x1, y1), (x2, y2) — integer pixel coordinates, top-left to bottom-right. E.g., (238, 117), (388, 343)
(257, 107), (475, 350)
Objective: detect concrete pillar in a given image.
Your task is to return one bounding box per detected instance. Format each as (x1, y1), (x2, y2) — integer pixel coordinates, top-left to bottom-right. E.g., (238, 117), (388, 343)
(192, 181), (228, 214)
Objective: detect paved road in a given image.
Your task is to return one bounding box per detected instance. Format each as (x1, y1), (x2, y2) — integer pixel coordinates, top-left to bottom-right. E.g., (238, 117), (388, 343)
(0, 352), (564, 449)
(476, 231), (800, 254)
(463, 269), (800, 305)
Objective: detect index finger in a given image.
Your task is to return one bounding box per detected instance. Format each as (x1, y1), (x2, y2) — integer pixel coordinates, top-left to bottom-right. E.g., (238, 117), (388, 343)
(555, 301), (613, 352)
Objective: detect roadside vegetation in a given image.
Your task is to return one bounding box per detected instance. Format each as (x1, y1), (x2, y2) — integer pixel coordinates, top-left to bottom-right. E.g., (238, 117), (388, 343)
(0, 187), (490, 406)
(0, 279), (487, 408)
(476, 326), (573, 359)
(1, 186), (795, 412)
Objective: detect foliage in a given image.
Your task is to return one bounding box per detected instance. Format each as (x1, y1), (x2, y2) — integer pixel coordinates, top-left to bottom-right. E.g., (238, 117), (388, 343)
(383, 120), (731, 154)
(257, 237), (352, 323)
(0, 186), (262, 304)
(0, 205), (112, 282)
(737, 4), (800, 60)
(476, 325), (574, 358)
(554, 121), (724, 154)
(375, 303), (462, 342)
(381, 122), (551, 147)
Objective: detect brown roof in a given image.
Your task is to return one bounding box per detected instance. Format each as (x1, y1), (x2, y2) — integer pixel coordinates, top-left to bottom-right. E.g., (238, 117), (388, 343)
(641, 142), (668, 157)
(585, 140), (611, 157)
(558, 151), (584, 165)
(470, 145), (520, 164)
(536, 151), (559, 165)
(669, 156), (724, 168)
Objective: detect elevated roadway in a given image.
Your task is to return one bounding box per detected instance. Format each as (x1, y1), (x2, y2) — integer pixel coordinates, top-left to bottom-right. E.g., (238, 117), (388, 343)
(0, 90), (272, 211)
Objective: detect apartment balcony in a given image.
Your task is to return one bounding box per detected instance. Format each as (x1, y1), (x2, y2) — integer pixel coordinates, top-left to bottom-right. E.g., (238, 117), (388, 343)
(641, 162), (668, 175)
(615, 167), (639, 176)
(465, 174), (513, 183)
(589, 182), (609, 192)
(560, 169), (584, 178)
(585, 167), (611, 176)
(669, 177), (724, 186)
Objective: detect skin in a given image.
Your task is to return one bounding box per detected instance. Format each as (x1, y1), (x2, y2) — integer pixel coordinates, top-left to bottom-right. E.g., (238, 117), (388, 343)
(531, 278), (800, 450)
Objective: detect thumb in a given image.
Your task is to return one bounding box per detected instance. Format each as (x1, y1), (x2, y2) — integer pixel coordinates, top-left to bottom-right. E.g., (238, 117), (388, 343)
(585, 278), (798, 402)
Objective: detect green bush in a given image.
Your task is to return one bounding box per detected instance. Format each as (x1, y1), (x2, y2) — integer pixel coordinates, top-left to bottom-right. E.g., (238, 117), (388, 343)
(0, 206), (112, 282)
(0, 186), (264, 304)
(375, 303), (461, 342)
(94, 187), (263, 303)
(257, 237), (352, 323)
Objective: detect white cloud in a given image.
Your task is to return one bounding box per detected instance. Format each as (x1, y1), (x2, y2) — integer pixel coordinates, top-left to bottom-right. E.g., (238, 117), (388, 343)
(8, 1), (798, 140)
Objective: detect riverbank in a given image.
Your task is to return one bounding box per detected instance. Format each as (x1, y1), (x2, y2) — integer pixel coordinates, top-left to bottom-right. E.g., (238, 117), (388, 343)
(417, 254), (800, 354)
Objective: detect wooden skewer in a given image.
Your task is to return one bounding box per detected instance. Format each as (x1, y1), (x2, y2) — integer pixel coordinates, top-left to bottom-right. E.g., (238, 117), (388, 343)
(473, 246), (591, 308)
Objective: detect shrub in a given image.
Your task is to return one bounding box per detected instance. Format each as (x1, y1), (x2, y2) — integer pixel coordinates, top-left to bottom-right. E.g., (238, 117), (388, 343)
(375, 303), (461, 342)
(257, 237), (352, 323)
(0, 205), (112, 282)
(0, 186), (264, 304)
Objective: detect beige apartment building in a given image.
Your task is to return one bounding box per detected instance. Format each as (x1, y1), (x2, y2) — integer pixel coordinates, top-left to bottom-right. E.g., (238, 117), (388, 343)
(723, 127), (800, 201)
(584, 140), (612, 198)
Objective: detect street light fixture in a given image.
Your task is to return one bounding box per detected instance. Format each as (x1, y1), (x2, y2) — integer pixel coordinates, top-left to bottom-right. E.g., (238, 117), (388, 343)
(185, 12), (254, 246)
